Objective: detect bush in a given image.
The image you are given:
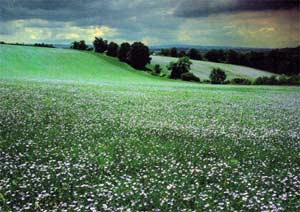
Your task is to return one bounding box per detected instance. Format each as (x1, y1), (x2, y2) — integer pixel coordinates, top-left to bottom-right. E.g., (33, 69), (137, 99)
(230, 78), (252, 85)
(278, 75), (300, 85)
(181, 72), (200, 82)
(287, 75), (300, 85)
(209, 68), (227, 84)
(202, 79), (211, 84)
(254, 75), (279, 85)
(154, 64), (162, 74)
(168, 57), (192, 79)
(128, 42), (151, 70)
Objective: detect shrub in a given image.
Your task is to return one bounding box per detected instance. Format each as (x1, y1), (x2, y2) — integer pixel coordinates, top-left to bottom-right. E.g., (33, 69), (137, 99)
(154, 64), (162, 74)
(278, 75), (289, 85)
(181, 72), (200, 82)
(128, 42), (151, 70)
(106, 42), (119, 57)
(168, 57), (192, 79)
(254, 75), (279, 85)
(287, 75), (300, 85)
(202, 79), (211, 84)
(230, 78), (252, 85)
(209, 68), (227, 84)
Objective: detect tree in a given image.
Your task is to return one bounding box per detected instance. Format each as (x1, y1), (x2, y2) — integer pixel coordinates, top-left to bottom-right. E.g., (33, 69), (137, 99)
(227, 50), (239, 64)
(168, 57), (192, 79)
(205, 50), (225, 62)
(70, 40), (88, 50)
(118, 42), (131, 62)
(170, 48), (178, 57)
(106, 42), (119, 57)
(209, 68), (227, 84)
(93, 37), (108, 53)
(188, 48), (202, 60)
(178, 50), (186, 58)
(70, 41), (79, 49)
(128, 42), (151, 70)
(160, 49), (170, 56)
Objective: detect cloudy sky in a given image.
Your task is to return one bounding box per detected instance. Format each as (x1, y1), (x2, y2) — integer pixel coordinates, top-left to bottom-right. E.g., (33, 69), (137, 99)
(0, 0), (299, 48)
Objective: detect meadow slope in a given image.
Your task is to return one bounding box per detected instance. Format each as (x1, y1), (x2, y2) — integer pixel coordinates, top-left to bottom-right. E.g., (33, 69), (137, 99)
(0, 45), (300, 211)
(151, 55), (275, 80)
(0, 45), (168, 85)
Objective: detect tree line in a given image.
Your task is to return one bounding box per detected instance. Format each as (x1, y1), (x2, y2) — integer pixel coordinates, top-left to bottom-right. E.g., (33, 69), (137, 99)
(158, 47), (300, 76)
(71, 38), (151, 70)
(0, 41), (55, 48)
(69, 38), (299, 85)
(166, 56), (299, 85)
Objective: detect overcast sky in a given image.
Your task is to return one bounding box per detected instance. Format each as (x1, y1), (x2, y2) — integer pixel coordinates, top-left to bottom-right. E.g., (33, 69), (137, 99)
(0, 0), (299, 47)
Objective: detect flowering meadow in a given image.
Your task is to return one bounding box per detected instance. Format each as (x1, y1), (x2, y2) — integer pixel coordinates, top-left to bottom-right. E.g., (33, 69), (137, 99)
(0, 80), (299, 211)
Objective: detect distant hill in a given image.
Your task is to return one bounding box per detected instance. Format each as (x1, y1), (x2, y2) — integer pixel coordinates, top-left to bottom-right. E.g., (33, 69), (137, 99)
(151, 55), (275, 80)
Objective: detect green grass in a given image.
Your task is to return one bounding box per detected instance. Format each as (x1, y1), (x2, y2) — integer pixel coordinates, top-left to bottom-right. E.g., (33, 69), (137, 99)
(0, 45), (300, 211)
(151, 55), (275, 80)
(0, 45), (170, 84)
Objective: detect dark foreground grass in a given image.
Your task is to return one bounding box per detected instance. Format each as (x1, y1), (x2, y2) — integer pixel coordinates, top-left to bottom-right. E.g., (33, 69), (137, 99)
(0, 80), (300, 211)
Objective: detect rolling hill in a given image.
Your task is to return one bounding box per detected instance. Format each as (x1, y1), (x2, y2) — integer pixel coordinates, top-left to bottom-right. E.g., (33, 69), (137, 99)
(151, 55), (275, 80)
(0, 44), (167, 85)
(1, 45), (275, 85)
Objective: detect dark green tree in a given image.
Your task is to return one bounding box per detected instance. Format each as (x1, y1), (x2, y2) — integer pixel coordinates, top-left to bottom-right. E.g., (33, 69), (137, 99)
(160, 49), (170, 56)
(71, 40), (88, 50)
(170, 48), (178, 57)
(118, 42), (131, 62)
(128, 42), (151, 70)
(178, 50), (186, 58)
(227, 50), (239, 64)
(168, 57), (192, 79)
(188, 48), (202, 60)
(106, 42), (119, 57)
(93, 37), (108, 53)
(209, 68), (227, 84)
(205, 50), (225, 62)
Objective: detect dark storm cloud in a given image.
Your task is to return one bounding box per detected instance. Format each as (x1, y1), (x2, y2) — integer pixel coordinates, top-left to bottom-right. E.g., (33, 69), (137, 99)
(0, 0), (103, 21)
(0, 0), (175, 23)
(175, 0), (300, 17)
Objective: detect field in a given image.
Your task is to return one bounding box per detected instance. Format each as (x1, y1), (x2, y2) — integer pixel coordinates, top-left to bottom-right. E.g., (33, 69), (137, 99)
(0, 45), (300, 211)
(151, 55), (275, 80)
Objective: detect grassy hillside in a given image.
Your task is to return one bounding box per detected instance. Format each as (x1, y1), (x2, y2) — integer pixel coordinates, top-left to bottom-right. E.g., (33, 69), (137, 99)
(151, 55), (275, 80)
(1, 45), (300, 211)
(0, 45), (167, 84)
